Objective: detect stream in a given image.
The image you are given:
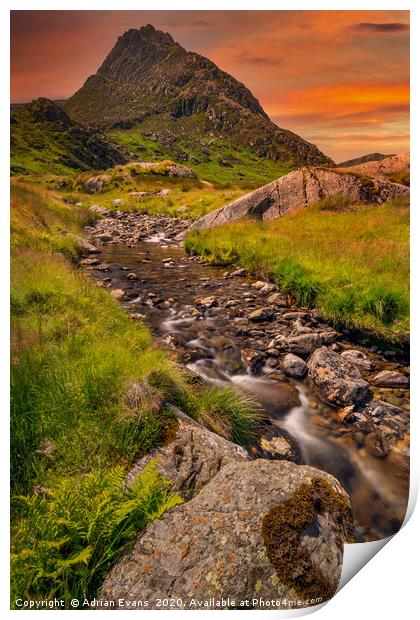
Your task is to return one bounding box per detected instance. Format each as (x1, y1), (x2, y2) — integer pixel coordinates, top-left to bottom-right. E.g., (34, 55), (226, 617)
(86, 235), (409, 542)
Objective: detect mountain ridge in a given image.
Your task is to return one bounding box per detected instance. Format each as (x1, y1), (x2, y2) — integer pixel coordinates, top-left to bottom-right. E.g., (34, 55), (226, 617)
(11, 98), (127, 176)
(65, 25), (332, 175)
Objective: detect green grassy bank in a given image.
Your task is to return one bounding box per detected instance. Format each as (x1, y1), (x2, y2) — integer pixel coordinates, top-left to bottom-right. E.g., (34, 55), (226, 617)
(185, 197), (410, 342)
(10, 181), (259, 606)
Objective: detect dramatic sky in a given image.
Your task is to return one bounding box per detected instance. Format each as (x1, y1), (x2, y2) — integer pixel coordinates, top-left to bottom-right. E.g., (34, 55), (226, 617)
(10, 10), (410, 162)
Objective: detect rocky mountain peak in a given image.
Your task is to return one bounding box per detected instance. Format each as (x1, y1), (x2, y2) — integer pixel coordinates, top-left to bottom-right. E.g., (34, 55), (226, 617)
(65, 26), (333, 170)
(97, 25), (181, 82)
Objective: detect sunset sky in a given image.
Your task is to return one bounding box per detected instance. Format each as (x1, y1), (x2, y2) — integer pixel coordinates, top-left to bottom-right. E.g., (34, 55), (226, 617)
(10, 10), (410, 162)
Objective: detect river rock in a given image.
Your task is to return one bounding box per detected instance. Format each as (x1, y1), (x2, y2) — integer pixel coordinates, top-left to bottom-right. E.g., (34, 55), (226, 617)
(79, 257), (100, 266)
(96, 262), (110, 271)
(267, 292), (288, 306)
(195, 295), (218, 308)
(272, 332), (337, 357)
(230, 267), (247, 277)
(260, 283), (277, 294)
(187, 167), (409, 232)
(65, 233), (99, 254)
(373, 370), (409, 388)
(281, 353), (308, 378)
(241, 348), (266, 372)
(258, 435), (293, 459)
(101, 460), (354, 609)
(124, 408), (249, 499)
(341, 349), (375, 370)
(249, 308), (275, 322)
(282, 311), (310, 321)
(307, 347), (371, 407)
(110, 289), (126, 300)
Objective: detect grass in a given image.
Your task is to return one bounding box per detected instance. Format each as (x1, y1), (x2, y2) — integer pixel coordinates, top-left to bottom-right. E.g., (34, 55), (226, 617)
(10, 180), (261, 606)
(185, 386), (261, 446)
(185, 197), (409, 341)
(109, 120), (293, 186)
(22, 163), (250, 221)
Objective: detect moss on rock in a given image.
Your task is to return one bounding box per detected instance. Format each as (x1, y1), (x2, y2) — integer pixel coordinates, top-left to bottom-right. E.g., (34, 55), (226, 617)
(262, 477), (355, 602)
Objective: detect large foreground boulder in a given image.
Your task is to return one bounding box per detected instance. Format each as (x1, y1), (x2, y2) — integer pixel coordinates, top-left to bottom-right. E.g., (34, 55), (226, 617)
(101, 460), (354, 608)
(124, 408), (249, 499)
(307, 347), (371, 407)
(187, 166), (409, 232)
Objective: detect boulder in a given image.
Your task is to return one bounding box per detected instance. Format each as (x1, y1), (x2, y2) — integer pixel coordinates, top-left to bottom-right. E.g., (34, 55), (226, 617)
(307, 347), (371, 407)
(272, 332), (336, 357)
(248, 308), (275, 322)
(124, 408), (249, 500)
(187, 167), (409, 232)
(230, 267), (247, 277)
(79, 257), (100, 266)
(100, 460), (354, 609)
(110, 289), (126, 300)
(65, 233), (99, 254)
(267, 292), (288, 306)
(89, 204), (110, 215)
(112, 198), (124, 206)
(241, 348), (266, 373)
(195, 295), (218, 308)
(260, 283), (277, 294)
(84, 174), (112, 193)
(373, 370), (409, 388)
(340, 349), (374, 370)
(281, 353), (308, 378)
(167, 164), (197, 178)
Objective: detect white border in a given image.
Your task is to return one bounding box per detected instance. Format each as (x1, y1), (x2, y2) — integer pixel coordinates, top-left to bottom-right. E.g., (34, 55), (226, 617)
(2, 2), (417, 619)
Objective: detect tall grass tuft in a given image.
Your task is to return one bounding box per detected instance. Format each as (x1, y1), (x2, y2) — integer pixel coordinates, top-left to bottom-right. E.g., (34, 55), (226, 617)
(187, 386), (261, 446)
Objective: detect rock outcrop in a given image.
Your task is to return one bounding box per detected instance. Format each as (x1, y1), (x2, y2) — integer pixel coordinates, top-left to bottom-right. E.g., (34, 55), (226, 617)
(100, 459), (354, 608)
(337, 152), (395, 168)
(124, 408), (249, 500)
(187, 166), (409, 232)
(339, 153), (409, 179)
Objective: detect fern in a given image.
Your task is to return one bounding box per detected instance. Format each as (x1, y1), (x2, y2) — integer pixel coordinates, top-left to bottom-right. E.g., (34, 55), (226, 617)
(11, 462), (182, 607)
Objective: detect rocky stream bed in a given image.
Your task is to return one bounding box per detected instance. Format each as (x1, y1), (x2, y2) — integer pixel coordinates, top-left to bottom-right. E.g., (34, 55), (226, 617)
(82, 210), (410, 545)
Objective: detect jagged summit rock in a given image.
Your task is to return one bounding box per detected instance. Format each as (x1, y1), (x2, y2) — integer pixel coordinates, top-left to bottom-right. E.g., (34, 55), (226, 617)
(65, 25), (332, 168)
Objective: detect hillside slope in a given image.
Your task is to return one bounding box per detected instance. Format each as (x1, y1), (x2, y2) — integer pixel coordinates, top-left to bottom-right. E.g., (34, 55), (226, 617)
(11, 98), (127, 175)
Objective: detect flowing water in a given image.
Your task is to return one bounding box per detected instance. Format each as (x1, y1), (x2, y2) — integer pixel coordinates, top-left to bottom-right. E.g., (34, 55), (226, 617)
(89, 239), (410, 542)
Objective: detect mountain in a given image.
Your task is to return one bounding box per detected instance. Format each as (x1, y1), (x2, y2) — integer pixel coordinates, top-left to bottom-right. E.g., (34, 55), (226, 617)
(11, 98), (127, 175)
(337, 153), (395, 168)
(65, 25), (332, 183)
(339, 153), (410, 186)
